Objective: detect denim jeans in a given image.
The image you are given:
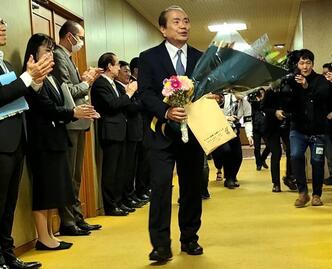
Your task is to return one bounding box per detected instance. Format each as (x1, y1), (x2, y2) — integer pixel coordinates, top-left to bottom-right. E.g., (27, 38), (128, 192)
(289, 130), (325, 196)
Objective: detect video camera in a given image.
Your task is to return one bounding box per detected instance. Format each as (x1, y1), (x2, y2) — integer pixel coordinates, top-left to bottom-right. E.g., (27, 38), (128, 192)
(247, 89), (262, 103)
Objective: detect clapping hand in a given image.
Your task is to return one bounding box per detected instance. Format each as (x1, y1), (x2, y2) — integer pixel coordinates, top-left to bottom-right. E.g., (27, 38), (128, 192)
(73, 104), (100, 119)
(82, 67), (104, 85)
(26, 54), (54, 84)
(125, 81), (138, 97)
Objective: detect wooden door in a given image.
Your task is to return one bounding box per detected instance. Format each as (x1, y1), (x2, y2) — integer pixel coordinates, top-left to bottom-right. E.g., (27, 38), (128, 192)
(30, 0), (97, 223)
(31, 3), (53, 37)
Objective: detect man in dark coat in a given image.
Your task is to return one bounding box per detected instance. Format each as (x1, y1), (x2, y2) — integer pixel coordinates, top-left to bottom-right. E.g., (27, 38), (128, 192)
(138, 5), (204, 262)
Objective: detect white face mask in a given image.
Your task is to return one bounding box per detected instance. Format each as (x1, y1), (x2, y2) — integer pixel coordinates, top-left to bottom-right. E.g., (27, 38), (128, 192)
(70, 34), (84, 53)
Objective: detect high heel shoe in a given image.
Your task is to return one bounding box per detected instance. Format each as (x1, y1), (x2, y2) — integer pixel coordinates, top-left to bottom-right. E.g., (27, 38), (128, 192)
(35, 240), (73, 250)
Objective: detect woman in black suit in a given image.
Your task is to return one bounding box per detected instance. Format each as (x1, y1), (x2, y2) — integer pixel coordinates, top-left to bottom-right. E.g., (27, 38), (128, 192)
(22, 34), (98, 250)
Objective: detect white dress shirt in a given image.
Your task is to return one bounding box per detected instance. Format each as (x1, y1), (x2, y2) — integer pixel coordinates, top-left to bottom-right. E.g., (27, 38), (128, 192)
(165, 41), (188, 72)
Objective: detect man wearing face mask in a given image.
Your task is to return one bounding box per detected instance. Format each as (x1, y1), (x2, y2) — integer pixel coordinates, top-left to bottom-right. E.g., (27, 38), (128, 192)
(52, 20), (102, 236)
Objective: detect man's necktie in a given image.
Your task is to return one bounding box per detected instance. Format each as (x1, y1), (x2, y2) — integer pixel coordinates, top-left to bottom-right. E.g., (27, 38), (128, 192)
(176, 50), (185, 76)
(0, 51), (9, 74)
(110, 81), (120, 97)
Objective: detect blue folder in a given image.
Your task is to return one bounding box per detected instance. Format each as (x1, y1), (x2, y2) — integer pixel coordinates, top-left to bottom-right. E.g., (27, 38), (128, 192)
(0, 71), (29, 120)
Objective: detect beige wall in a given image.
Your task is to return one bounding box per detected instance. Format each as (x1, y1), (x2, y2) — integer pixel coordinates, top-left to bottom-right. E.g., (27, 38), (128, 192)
(293, 0), (332, 72)
(1, 0), (161, 248)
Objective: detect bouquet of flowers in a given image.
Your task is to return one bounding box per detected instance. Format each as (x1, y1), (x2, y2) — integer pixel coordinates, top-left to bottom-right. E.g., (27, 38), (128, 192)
(162, 75), (194, 143)
(191, 33), (288, 101)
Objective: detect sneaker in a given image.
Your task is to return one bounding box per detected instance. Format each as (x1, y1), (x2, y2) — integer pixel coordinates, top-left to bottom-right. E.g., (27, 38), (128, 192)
(311, 195), (323, 206)
(294, 193), (310, 208)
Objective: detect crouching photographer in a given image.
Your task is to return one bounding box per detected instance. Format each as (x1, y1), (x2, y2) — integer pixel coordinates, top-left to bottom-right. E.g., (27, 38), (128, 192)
(248, 88), (270, 171)
(285, 49), (331, 208)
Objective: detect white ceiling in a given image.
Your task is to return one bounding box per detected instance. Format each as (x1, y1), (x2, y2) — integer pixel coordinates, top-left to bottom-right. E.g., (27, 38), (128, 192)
(125, 0), (306, 53)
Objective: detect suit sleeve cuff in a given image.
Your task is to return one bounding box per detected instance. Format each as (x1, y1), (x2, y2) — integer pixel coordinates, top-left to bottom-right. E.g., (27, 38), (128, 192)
(20, 72), (32, 87)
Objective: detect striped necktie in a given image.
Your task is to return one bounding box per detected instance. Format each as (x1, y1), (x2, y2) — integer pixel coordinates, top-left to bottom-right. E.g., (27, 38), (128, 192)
(0, 51), (9, 73)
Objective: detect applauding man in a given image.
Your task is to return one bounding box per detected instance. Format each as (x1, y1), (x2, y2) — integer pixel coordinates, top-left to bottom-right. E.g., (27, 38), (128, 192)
(52, 20), (102, 236)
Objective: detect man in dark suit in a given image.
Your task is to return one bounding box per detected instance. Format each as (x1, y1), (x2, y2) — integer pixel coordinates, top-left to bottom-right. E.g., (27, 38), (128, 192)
(114, 61), (145, 208)
(138, 6), (204, 262)
(52, 20), (101, 235)
(129, 57), (151, 201)
(0, 19), (53, 269)
(91, 53), (138, 216)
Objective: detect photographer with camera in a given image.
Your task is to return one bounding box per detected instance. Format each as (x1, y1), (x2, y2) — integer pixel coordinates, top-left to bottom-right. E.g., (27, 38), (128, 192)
(286, 49), (331, 208)
(263, 83), (295, 192)
(248, 88), (270, 171)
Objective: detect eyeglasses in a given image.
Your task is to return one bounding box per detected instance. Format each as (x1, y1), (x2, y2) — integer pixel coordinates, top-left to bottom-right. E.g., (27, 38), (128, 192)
(70, 32), (84, 41)
(0, 18), (7, 27)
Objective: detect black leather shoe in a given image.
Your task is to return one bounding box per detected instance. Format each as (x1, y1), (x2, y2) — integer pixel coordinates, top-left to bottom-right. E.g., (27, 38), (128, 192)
(282, 177), (297, 191)
(201, 190), (210, 200)
(120, 204), (136, 213)
(149, 247), (172, 262)
(272, 184), (281, 192)
(137, 193), (150, 202)
(35, 241), (72, 251)
(224, 179), (236, 189)
(181, 241), (203, 255)
(256, 165), (262, 171)
(234, 179), (240, 187)
(59, 225), (91, 236)
(262, 162), (269, 169)
(105, 207), (129, 216)
(77, 221), (102, 231)
(124, 199), (142, 209)
(6, 258), (41, 269)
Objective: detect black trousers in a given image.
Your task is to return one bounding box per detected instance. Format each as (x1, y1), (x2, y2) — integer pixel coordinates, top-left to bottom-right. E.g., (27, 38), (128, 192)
(149, 134), (204, 248)
(266, 128), (292, 185)
(253, 129), (270, 167)
(212, 136), (242, 180)
(135, 141), (151, 196)
(123, 141), (138, 201)
(101, 141), (126, 213)
(0, 142), (24, 264)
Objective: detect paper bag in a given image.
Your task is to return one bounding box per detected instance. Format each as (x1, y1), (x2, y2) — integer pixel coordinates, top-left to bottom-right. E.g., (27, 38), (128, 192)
(186, 97), (236, 155)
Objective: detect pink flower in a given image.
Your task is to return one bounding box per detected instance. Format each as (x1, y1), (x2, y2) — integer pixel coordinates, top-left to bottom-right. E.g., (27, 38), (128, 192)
(171, 79), (181, 89)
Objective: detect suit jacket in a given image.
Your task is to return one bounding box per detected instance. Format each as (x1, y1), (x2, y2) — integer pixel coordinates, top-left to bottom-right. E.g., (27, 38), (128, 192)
(25, 76), (74, 151)
(91, 76), (131, 144)
(0, 62), (28, 153)
(138, 41), (202, 149)
(114, 80), (143, 142)
(52, 45), (90, 130)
